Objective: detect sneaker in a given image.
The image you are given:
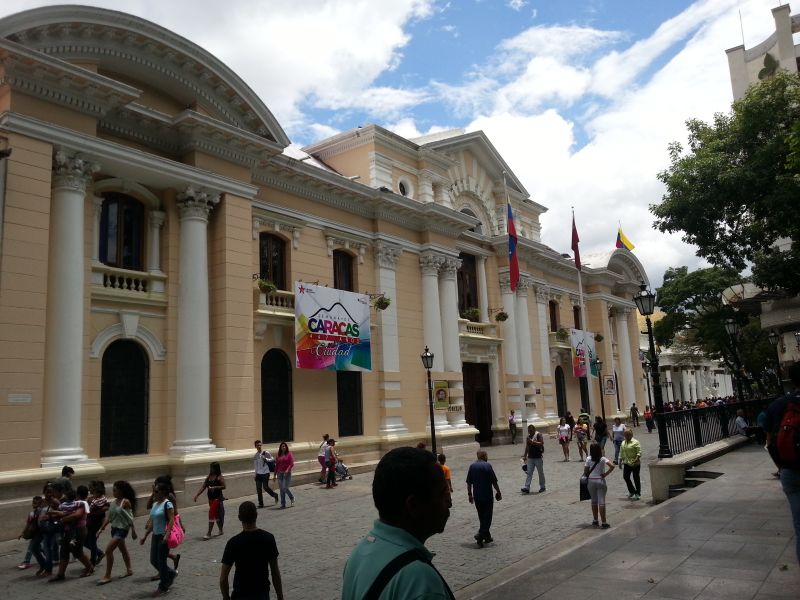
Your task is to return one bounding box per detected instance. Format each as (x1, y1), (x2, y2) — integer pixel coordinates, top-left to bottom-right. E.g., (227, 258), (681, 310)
(520, 487), (529, 494)
(274, 496), (279, 504)
(539, 487), (546, 493)
(591, 520), (599, 527)
(601, 523), (611, 529)
(628, 493), (634, 498)
(474, 534), (483, 548)
(633, 494), (640, 500)
(485, 536), (494, 543)
(290, 498), (294, 506)
(17, 563), (31, 570)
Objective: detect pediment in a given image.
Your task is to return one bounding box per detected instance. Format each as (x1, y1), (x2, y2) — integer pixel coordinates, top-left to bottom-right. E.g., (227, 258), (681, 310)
(0, 5), (289, 147)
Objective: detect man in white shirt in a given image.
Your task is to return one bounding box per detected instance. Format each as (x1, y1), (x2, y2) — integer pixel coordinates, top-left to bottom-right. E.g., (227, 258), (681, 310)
(253, 440), (278, 507)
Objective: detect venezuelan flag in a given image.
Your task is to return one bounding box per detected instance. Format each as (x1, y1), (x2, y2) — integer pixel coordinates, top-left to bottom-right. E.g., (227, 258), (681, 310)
(616, 227), (635, 251)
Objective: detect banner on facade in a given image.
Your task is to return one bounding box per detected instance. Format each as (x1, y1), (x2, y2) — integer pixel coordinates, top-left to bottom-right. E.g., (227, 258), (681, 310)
(434, 380), (449, 410)
(294, 282), (371, 371)
(570, 329), (598, 378)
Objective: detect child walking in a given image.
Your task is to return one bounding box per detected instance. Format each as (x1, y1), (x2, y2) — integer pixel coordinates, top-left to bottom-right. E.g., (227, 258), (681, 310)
(96, 480), (138, 585)
(17, 496), (44, 571)
(194, 462), (226, 539)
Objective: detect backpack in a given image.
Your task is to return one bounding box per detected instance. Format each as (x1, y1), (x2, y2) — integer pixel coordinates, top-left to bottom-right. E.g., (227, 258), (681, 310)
(775, 398), (800, 469)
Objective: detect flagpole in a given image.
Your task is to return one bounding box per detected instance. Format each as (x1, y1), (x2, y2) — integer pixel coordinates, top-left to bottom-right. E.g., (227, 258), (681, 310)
(572, 208), (596, 416)
(504, 171), (526, 428)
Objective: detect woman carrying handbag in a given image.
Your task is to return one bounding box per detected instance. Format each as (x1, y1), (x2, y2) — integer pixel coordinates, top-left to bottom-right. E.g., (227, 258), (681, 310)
(583, 442), (615, 529)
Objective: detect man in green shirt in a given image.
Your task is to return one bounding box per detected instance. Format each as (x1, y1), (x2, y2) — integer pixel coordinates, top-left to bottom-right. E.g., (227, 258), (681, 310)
(342, 447), (454, 600)
(620, 428), (642, 500)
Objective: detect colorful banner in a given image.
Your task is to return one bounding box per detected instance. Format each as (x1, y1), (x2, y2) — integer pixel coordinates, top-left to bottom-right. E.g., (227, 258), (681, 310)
(294, 282), (371, 371)
(434, 380), (449, 410)
(570, 328), (598, 378)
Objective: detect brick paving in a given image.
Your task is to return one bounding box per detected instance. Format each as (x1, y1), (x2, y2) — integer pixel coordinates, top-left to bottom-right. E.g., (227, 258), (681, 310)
(0, 429), (665, 599)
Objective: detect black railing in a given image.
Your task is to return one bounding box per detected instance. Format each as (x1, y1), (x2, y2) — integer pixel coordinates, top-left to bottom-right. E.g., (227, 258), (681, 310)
(660, 398), (775, 455)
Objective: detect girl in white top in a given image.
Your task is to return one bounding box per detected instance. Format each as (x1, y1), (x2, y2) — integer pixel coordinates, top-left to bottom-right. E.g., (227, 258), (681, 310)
(611, 417), (626, 465)
(317, 434), (330, 483)
(557, 417), (572, 462)
(584, 442), (615, 528)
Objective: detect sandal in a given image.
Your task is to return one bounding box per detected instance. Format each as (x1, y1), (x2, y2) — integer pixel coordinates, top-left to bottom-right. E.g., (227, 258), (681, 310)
(97, 578), (112, 586)
(120, 571), (133, 579)
(173, 554), (181, 572)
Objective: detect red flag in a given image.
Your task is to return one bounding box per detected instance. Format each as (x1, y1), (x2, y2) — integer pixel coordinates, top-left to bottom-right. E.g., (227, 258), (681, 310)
(507, 202), (519, 291)
(571, 215), (581, 271)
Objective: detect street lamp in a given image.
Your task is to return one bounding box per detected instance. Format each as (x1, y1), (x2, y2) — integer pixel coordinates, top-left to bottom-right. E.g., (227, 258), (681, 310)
(633, 282), (673, 458)
(420, 346), (437, 455)
(596, 358), (606, 420)
(643, 360), (653, 409)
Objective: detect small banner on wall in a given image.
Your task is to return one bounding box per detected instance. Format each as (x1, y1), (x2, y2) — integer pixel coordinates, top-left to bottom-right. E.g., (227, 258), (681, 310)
(294, 282), (372, 371)
(434, 380), (449, 410)
(603, 375), (616, 396)
(570, 329), (598, 378)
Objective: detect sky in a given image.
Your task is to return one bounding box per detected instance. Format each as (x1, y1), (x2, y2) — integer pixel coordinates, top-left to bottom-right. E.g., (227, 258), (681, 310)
(0, 0), (790, 286)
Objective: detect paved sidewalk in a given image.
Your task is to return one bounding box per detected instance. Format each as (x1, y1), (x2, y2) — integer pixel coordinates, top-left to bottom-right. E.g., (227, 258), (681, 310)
(457, 444), (800, 600)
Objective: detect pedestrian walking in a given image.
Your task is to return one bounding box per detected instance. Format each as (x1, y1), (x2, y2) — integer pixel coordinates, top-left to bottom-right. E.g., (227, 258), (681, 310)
(219, 501), (284, 600)
(584, 442), (615, 529)
(575, 421), (589, 461)
(341, 447), (454, 600)
(16, 495), (44, 572)
(611, 417), (625, 465)
(36, 482), (64, 577)
(521, 424), (546, 494)
(325, 438), (338, 488)
(253, 440), (279, 507)
(317, 433), (330, 483)
(275, 442), (295, 508)
(54, 466), (74, 495)
(557, 417), (572, 461)
(85, 480), (108, 566)
(140, 482), (177, 597)
(466, 450), (502, 548)
(644, 406), (654, 433)
(438, 453), (453, 494)
(594, 416), (609, 452)
(96, 480), (138, 585)
(194, 461), (226, 539)
(620, 429), (642, 500)
(764, 363), (800, 566)
(146, 476), (181, 576)
(630, 403), (640, 427)
(48, 485), (94, 581)
(508, 409), (517, 444)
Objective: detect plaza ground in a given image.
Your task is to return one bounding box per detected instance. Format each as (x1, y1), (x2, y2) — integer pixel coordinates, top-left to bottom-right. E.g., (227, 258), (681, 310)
(1, 429), (797, 599)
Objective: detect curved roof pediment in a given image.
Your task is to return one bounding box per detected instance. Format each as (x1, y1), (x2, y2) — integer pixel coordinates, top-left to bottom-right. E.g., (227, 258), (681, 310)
(585, 249), (649, 288)
(0, 5), (289, 148)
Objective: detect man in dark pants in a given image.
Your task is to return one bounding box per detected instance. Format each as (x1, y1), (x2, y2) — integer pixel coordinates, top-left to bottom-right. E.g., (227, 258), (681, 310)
(253, 440), (278, 507)
(629, 403), (640, 427)
(466, 450), (502, 548)
(220, 501), (284, 600)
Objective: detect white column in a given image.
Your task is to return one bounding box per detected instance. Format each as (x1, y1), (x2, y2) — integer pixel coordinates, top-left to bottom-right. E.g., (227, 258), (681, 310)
(500, 275), (520, 417)
(535, 286), (556, 416)
(438, 256), (462, 373)
(477, 256), (489, 323)
(615, 308), (637, 414)
(664, 369), (673, 404)
(91, 195), (103, 263)
(148, 210), (165, 272)
(681, 370), (690, 403)
(420, 253), (444, 372)
(516, 281), (537, 417)
(41, 152), (98, 465)
(171, 186), (219, 454)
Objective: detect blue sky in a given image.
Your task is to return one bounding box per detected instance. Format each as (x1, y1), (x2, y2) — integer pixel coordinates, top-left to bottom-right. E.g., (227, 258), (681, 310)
(0, 0), (788, 285)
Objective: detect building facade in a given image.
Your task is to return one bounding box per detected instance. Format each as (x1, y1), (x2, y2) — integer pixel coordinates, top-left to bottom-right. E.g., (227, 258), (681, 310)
(0, 6), (649, 536)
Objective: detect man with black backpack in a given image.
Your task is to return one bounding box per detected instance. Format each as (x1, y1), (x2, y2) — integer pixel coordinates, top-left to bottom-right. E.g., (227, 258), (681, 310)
(764, 363), (800, 565)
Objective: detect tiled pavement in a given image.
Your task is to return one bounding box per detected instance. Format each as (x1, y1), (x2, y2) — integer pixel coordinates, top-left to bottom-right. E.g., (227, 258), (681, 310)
(0, 431), (796, 599)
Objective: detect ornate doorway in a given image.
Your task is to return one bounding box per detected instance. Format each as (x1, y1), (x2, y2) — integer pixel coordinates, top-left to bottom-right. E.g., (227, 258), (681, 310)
(463, 363), (493, 445)
(261, 349), (293, 443)
(100, 340), (148, 457)
(555, 366), (567, 417)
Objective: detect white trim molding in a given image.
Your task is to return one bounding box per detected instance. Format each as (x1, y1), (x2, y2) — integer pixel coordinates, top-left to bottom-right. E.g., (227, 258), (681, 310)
(90, 321), (166, 361)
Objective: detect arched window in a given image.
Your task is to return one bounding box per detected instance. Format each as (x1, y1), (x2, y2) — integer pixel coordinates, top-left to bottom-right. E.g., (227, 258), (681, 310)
(100, 193), (145, 270)
(101, 340), (148, 457)
(460, 208), (483, 234)
(549, 300), (559, 332)
(333, 249), (355, 291)
(261, 349), (293, 443)
(259, 233), (286, 290)
(457, 253), (478, 315)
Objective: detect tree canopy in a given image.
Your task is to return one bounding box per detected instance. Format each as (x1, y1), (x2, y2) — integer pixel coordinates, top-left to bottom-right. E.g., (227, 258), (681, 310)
(652, 70), (800, 295)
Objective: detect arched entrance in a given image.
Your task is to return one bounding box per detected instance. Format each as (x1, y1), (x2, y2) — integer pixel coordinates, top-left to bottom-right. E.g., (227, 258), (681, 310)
(261, 349), (293, 443)
(100, 340), (148, 457)
(555, 366), (567, 417)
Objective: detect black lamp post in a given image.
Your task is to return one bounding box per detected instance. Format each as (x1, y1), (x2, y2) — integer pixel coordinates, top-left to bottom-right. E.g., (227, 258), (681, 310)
(420, 346), (437, 455)
(633, 283), (673, 458)
(596, 359), (606, 420)
(643, 360), (653, 410)
(724, 318), (745, 401)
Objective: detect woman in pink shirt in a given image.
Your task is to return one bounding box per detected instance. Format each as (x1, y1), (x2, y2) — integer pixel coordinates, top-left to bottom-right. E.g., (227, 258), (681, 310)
(276, 442), (295, 509)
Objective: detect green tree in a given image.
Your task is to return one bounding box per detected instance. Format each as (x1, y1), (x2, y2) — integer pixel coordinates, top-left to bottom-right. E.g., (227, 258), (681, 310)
(654, 266), (777, 395)
(652, 70), (800, 295)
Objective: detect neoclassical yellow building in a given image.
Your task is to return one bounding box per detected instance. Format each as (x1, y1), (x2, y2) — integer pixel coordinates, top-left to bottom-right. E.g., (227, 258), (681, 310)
(0, 5), (649, 535)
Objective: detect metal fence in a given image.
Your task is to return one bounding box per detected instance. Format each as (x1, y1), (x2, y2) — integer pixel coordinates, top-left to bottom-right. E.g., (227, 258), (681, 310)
(661, 398), (775, 455)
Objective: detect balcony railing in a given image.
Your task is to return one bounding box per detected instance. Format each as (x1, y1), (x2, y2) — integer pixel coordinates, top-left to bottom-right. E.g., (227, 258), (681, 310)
(548, 331), (571, 348)
(91, 263), (166, 304)
(257, 289), (295, 314)
(458, 319), (499, 339)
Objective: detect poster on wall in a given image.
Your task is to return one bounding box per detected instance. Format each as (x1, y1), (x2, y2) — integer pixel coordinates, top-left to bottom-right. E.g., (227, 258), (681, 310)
(570, 329), (598, 378)
(434, 380), (449, 410)
(603, 375), (616, 396)
(294, 282), (372, 371)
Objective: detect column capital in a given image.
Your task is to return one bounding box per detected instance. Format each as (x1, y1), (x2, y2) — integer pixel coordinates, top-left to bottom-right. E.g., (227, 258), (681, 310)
(439, 256), (462, 280)
(499, 273), (514, 293)
(149, 210), (166, 228)
(52, 151), (99, 193)
(92, 195), (104, 215)
(420, 252), (444, 275)
(534, 285), (550, 303)
(375, 242), (403, 270)
(516, 277), (532, 296)
(569, 293), (580, 306)
(177, 186), (220, 221)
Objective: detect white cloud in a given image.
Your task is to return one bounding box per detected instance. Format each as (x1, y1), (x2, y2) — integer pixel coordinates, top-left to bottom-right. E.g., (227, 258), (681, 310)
(507, 0), (527, 11)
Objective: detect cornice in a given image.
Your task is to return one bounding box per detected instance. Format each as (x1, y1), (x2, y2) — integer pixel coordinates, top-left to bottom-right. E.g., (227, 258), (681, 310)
(0, 112), (257, 199)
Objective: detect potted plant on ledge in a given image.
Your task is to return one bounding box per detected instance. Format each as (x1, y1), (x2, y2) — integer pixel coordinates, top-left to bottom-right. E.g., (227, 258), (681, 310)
(556, 327), (569, 342)
(462, 308), (481, 322)
(373, 296), (391, 311)
(256, 278), (277, 294)
(494, 311), (509, 322)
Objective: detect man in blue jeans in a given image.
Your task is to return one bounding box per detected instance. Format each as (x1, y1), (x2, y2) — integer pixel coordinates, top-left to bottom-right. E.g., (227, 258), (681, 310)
(466, 450), (501, 547)
(521, 424), (546, 493)
(764, 363), (800, 566)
